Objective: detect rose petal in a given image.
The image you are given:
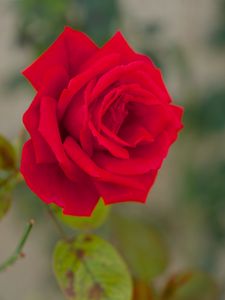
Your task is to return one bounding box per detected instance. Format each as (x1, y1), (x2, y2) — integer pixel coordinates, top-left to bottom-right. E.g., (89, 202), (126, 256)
(62, 90), (85, 140)
(64, 137), (144, 190)
(38, 96), (81, 181)
(85, 31), (151, 65)
(94, 170), (158, 204)
(94, 86), (158, 148)
(128, 102), (173, 138)
(22, 65), (70, 164)
(90, 61), (146, 101)
(84, 31), (171, 103)
(22, 26), (97, 90)
(20, 140), (99, 216)
(88, 121), (129, 159)
(119, 122), (154, 147)
(23, 95), (55, 163)
(57, 53), (120, 119)
(165, 105), (184, 142)
(93, 133), (170, 175)
(135, 70), (171, 103)
(39, 65), (70, 98)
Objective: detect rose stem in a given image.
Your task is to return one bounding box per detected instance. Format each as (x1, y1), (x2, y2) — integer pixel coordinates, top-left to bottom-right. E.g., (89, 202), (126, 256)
(46, 206), (68, 240)
(0, 219), (35, 272)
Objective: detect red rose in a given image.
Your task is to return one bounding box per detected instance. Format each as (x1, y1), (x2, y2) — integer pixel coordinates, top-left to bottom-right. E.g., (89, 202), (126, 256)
(21, 27), (183, 216)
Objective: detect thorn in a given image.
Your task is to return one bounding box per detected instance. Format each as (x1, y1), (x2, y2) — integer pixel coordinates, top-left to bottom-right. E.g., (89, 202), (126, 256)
(20, 252), (25, 258)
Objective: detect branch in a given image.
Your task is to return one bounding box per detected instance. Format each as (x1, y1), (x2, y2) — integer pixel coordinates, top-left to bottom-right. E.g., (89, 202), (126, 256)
(0, 219), (35, 272)
(47, 206), (68, 240)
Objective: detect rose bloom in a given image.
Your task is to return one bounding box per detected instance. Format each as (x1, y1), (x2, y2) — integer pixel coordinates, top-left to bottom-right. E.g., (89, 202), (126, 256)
(21, 27), (183, 216)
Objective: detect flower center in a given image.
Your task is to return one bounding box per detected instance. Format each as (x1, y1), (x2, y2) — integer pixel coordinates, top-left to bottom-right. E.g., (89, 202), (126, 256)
(103, 98), (128, 134)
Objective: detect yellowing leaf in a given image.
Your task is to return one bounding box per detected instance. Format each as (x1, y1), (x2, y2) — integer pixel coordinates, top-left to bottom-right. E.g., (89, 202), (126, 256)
(53, 234), (132, 300)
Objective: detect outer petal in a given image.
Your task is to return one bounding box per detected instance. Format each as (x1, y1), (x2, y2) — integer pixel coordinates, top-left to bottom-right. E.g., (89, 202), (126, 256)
(38, 96), (81, 182)
(23, 96), (55, 164)
(83, 32), (142, 66)
(165, 105), (184, 142)
(22, 27), (98, 90)
(94, 170), (158, 204)
(20, 140), (99, 216)
(134, 70), (171, 103)
(22, 66), (69, 164)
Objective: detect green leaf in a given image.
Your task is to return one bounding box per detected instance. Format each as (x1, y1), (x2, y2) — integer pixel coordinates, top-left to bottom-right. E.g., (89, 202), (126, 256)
(0, 188), (12, 221)
(161, 271), (219, 300)
(51, 199), (110, 231)
(53, 234), (132, 300)
(113, 215), (168, 280)
(0, 135), (16, 170)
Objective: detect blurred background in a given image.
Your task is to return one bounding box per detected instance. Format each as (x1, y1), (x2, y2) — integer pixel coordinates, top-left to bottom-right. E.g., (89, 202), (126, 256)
(0, 0), (224, 299)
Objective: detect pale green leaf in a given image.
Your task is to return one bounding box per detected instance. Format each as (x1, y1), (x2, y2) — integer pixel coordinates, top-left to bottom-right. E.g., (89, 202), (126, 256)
(51, 199), (110, 230)
(53, 234), (132, 300)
